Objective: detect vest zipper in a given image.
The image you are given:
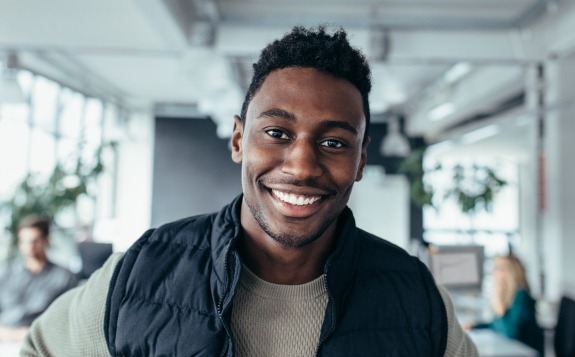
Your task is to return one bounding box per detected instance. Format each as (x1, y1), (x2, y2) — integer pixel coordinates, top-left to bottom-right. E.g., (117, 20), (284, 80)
(220, 339), (230, 357)
(315, 264), (337, 356)
(217, 244), (234, 357)
(217, 245), (230, 315)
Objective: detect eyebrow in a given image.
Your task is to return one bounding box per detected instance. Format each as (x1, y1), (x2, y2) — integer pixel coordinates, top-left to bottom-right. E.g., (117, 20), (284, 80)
(257, 108), (359, 136)
(322, 120), (358, 135)
(257, 108), (296, 121)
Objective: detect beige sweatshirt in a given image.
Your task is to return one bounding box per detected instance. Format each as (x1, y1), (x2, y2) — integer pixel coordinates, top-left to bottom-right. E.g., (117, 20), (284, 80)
(21, 253), (478, 357)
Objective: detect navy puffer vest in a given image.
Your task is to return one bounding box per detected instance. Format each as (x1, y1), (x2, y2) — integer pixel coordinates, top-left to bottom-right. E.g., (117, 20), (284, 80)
(105, 195), (447, 356)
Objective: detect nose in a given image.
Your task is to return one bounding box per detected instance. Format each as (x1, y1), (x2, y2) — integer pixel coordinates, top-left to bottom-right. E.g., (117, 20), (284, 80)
(281, 139), (323, 180)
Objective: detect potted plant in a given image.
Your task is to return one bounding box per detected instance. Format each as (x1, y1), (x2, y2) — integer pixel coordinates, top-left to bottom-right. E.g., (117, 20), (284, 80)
(0, 144), (109, 260)
(398, 148), (508, 215)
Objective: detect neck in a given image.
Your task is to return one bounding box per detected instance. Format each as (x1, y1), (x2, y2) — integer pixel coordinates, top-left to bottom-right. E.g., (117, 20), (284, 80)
(25, 257), (47, 274)
(239, 224), (337, 285)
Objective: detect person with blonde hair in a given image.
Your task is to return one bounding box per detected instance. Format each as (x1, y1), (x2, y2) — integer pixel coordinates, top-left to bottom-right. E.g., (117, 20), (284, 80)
(470, 254), (544, 355)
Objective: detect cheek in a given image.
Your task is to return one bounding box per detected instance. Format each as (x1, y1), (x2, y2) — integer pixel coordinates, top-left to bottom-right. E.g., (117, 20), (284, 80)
(241, 150), (274, 187)
(243, 139), (281, 171)
(328, 158), (361, 186)
(494, 272), (507, 285)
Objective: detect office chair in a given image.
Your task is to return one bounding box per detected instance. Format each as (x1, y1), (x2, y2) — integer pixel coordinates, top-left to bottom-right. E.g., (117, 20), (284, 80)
(554, 295), (575, 357)
(77, 241), (114, 280)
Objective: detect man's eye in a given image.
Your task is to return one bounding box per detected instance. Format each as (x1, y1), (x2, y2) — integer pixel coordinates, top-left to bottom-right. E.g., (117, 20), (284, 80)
(266, 129), (289, 140)
(321, 139), (344, 148)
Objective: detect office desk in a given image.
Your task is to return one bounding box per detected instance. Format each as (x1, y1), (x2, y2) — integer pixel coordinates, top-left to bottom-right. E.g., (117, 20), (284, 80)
(0, 341), (21, 357)
(468, 329), (538, 357)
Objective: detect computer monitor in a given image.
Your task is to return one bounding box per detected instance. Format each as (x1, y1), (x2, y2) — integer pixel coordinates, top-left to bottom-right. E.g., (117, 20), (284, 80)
(428, 244), (485, 293)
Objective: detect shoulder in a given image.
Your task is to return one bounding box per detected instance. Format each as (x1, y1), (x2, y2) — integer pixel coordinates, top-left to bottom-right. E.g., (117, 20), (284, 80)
(136, 212), (219, 249)
(513, 288), (536, 305)
(44, 261), (75, 279)
(155, 194), (242, 242)
(157, 212), (217, 238)
(351, 230), (440, 306)
(46, 261), (73, 274)
(355, 229), (421, 272)
(114, 213), (225, 285)
(128, 200), (240, 256)
(22, 253), (123, 356)
(43, 262), (79, 288)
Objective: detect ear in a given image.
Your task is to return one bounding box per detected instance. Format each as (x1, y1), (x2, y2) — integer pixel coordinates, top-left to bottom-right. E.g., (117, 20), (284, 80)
(231, 115), (244, 164)
(355, 136), (370, 181)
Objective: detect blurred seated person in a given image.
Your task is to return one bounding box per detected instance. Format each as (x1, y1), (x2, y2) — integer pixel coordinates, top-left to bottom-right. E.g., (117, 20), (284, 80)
(466, 254), (544, 355)
(0, 215), (78, 342)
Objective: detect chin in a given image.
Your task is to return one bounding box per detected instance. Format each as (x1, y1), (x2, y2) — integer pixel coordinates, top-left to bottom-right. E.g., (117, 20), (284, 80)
(267, 228), (323, 248)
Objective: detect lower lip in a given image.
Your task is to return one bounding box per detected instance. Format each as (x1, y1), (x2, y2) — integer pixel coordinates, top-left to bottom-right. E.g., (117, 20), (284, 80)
(269, 191), (323, 218)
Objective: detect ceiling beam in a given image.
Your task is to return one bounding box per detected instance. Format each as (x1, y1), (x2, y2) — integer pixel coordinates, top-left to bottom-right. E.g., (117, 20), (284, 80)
(216, 25), (544, 63)
(135, 0), (190, 49)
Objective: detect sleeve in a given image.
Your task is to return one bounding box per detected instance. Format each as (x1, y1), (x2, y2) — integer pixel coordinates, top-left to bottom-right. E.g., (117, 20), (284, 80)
(20, 252), (124, 357)
(490, 290), (531, 339)
(471, 321), (492, 329)
(437, 284), (480, 357)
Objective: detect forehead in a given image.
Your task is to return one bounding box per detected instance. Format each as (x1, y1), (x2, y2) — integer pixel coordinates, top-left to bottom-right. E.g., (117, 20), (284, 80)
(247, 67), (365, 131)
(18, 227), (46, 241)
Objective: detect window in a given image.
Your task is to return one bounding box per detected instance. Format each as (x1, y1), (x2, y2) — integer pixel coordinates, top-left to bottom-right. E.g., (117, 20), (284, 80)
(0, 70), (121, 259)
(422, 158), (519, 258)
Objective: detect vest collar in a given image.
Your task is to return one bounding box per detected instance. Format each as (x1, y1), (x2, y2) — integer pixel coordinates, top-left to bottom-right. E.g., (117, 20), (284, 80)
(318, 207), (360, 341)
(209, 194), (243, 323)
(209, 195), (360, 316)
(208, 196), (360, 353)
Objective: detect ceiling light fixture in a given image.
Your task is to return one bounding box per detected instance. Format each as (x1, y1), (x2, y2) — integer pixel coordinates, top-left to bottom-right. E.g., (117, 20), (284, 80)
(428, 102), (455, 121)
(460, 124), (500, 144)
(444, 62), (472, 84)
(380, 116), (410, 157)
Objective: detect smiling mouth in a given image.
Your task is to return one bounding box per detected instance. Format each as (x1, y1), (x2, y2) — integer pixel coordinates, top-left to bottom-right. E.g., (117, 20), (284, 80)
(271, 189), (323, 206)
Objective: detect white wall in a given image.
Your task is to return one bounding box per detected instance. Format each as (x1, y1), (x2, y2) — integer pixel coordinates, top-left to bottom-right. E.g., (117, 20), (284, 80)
(543, 58), (575, 299)
(348, 167), (410, 250)
(93, 110), (155, 252)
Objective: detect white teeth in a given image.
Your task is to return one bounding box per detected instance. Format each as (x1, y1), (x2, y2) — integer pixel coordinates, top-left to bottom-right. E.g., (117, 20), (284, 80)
(272, 190), (321, 206)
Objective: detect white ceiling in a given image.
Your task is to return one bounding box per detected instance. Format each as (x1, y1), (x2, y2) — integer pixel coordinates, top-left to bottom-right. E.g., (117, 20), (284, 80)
(1, 0), (574, 159)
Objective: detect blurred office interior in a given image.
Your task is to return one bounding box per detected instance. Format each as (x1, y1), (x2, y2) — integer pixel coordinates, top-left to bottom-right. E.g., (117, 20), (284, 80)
(1, 0), (575, 354)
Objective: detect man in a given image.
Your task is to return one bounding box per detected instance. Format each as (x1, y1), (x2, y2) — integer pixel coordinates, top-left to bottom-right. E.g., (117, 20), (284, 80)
(0, 215), (77, 342)
(22, 26), (478, 356)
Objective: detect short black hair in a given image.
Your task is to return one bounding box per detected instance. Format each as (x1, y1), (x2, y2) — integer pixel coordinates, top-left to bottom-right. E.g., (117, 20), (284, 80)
(240, 25), (372, 141)
(18, 214), (50, 238)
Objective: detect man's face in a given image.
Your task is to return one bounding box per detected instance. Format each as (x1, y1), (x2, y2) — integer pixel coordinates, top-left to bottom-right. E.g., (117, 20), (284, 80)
(231, 67), (368, 248)
(18, 227), (49, 261)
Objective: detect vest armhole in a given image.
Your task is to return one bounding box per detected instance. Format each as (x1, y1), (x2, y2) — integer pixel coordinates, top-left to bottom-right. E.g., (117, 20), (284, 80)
(438, 290), (449, 356)
(416, 258), (449, 356)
